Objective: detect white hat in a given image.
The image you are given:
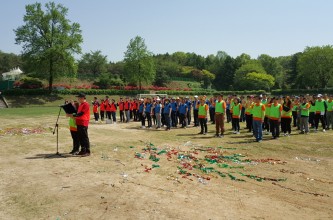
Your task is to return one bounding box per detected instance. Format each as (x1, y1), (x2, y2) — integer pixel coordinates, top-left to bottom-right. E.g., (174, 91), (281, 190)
(318, 94), (323, 98)
(194, 95), (198, 98)
(156, 98), (161, 101)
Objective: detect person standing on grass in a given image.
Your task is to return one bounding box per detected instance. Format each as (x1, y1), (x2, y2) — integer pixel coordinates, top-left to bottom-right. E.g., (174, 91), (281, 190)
(73, 93), (91, 156)
(252, 95), (266, 142)
(154, 98), (162, 129)
(138, 99), (146, 128)
(124, 97), (131, 123)
(314, 94), (327, 132)
(110, 99), (117, 123)
(269, 97), (282, 139)
(118, 98), (125, 123)
(214, 94), (226, 138)
(281, 97), (292, 136)
(209, 97), (215, 124)
(179, 98), (188, 128)
(66, 101), (80, 155)
(145, 98), (153, 128)
(92, 97), (99, 123)
(163, 98), (172, 131)
(193, 95), (199, 127)
(245, 96), (253, 133)
(292, 97), (300, 129)
(231, 97), (242, 134)
(309, 98), (316, 129)
(299, 96), (310, 134)
(105, 96), (112, 122)
(197, 97), (209, 135)
(326, 95), (333, 130)
(100, 99), (105, 121)
(185, 96), (192, 126)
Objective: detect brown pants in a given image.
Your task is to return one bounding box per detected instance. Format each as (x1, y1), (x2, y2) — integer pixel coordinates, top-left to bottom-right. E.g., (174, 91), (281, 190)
(215, 113), (225, 135)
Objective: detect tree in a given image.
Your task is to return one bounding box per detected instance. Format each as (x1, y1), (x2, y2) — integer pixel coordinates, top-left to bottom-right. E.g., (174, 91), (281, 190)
(297, 46), (333, 88)
(234, 60), (275, 91)
(124, 36), (155, 90)
(0, 51), (23, 74)
(258, 54), (284, 88)
(78, 50), (108, 78)
(213, 56), (237, 90)
(14, 2), (82, 92)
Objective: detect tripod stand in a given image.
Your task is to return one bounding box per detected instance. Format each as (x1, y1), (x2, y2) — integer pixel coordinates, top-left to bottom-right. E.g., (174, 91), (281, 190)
(46, 107), (66, 158)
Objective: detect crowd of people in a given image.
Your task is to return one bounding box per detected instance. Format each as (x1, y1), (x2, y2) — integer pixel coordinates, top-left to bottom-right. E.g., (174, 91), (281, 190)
(65, 92), (333, 156)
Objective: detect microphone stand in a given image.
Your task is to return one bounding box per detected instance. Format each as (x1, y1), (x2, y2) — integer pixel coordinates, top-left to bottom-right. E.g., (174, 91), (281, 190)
(46, 106), (66, 158)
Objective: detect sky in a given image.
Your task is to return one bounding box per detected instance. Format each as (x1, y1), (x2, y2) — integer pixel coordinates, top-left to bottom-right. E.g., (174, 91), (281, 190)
(1, 0), (333, 62)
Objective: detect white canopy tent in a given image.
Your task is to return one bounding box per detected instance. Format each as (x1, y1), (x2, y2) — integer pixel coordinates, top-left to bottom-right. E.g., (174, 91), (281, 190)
(1, 67), (23, 80)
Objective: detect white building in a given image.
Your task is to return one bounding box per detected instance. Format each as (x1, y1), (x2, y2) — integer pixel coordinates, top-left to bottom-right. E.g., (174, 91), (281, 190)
(1, 67), (23, 80)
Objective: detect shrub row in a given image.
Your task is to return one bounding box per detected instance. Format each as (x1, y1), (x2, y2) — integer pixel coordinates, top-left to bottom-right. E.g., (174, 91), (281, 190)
(271, 88), (333, 95)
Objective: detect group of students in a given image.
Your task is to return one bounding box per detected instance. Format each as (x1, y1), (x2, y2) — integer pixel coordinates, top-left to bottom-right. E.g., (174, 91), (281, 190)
(97, 93), (332, 140)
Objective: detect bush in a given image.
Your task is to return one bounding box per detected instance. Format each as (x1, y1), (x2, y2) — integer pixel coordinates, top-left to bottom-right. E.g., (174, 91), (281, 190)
(16, 77), (44, 89)
(271, 88), (333, 95)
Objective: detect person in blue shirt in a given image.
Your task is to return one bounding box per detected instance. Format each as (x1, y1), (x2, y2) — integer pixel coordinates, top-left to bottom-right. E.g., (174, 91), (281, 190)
(185, 96), (192, 125)
(145, 98), (152, 128)
(192, 95), (200, 127)
(179, 98), (188, 128)
(209, 97), (216, 124)
(163, 98), (172, 131)
(171, 98), (178, 128)
(154, 98), (162, 129)
(138, 99), (146, 128)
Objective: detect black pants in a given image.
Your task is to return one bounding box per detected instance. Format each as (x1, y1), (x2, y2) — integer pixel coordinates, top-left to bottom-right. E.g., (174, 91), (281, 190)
(199, 118), (207, 133)
(140, 113), (146, 127)
(100, 111), (105, 121)
(281, 118), (292, 134)
(209, 108), (215, 123)
(240, 107), (246, 122)
(226, 109), (232, 123)
(187, 110), (191, 125)
(70, 130), (80, 152)
(193, 110), (199, 126)
(270, 120), (280, 138)
(246, 114), (253, 132)
(93, 113), (99, 121)
(164, 113), (171, 129)
(232, 118), (240, 132)
(111, 112), (116, 122)
(106, 111), (111, 120)
(130, 110), (133, 119)
(133, 110), (137, 121)
(179, 113), (187, 127)
(120, 110), (125, 122)
(171, 111), (177, 127)
(77, 125), (90, 153)
(309, 112), (315, 128)
(292, 111), (297, 127)
(263, 116), (269, 132)
(146, 112), (152, 127)
(314, 114), (326, 129)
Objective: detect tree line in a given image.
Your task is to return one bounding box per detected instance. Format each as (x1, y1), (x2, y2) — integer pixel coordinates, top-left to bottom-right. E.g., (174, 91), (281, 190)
(1, 2), (333, 92)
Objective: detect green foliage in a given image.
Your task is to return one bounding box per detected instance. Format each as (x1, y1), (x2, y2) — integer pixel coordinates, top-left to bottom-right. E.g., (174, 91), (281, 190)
(0, 51), (23, 74)
(93, 73), (124, 89)
(297, 45), (333, 88)
(271, 88), (333, 95)
(78, 50), (108, 77)
(18, 76), (44, 89)
(124, 36), (155, 89)
(14, 2), (83, 92)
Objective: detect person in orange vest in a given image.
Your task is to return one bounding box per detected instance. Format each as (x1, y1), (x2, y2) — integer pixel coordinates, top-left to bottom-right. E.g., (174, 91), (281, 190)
(66, 100), (80, 155)
(269, 97), (282, 139)
(252, 95), (266, 142)
(100, 99), (105, 121)
(133, 99), (139, 121)
(231, 97), (242, 134)
(124, 97), (131, 123)
(118, 98), (125, 123)
(197, 97), (209, 135)
(72, 93), (91, 156)
(92, 97), (100, 123)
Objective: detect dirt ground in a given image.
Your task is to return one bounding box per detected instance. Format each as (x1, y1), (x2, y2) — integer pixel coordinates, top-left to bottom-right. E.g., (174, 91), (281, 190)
(0, 115), (332, 220)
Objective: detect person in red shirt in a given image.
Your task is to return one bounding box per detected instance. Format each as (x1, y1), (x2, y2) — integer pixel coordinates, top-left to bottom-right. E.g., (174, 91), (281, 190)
(100, 99), (105, 121)
(124, 97), (131, 123)
(73, 93), (91, 156)
(92, 97), (100, 122)
(118, 98), (125, 123)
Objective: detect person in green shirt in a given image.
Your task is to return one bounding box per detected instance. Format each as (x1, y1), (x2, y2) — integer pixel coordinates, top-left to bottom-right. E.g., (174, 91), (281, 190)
(299, 96), (310, 134)
(326, 95), (333, 130)
(314, 94), (327, 132)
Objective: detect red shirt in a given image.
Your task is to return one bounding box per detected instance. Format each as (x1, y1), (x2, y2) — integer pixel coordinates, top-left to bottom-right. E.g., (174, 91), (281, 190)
(124, 101), (131, 110)
(118, 102), (124, 111)
(76, 102), (90, 126)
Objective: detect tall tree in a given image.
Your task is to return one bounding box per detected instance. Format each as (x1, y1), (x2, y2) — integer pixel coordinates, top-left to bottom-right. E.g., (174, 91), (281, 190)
(78, 50), (108, 78)
(124, 36), (155, 89)
(14, 2), (82, 92)
(297, 46), (333, 88)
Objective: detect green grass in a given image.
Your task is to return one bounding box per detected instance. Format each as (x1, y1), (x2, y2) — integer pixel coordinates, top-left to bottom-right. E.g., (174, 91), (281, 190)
(0, 106), (60, 117)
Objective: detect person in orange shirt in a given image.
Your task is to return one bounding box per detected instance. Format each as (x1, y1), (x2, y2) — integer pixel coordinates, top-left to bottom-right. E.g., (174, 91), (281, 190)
(252, 95), (266, 142)
(197, 97), (209, 135)
(105, 96), (112, 122)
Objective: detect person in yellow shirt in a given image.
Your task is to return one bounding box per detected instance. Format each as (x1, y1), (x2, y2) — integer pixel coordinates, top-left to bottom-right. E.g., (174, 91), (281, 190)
(197, 97), (209, 135)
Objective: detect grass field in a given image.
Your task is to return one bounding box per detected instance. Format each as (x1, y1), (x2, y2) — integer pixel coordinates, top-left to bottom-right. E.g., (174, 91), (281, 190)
(0, 102), (333, 219)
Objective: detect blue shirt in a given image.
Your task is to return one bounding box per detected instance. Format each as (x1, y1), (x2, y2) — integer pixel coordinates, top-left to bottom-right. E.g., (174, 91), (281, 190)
(171, 102), (178, 111)
(193, 100), (199, 110)
(145, 103), (152, 113)
(154, 104), (161, 114)
(186, 101), (192, 110)
(179, 103), (188, 114)
(138, 103), (144, 113)
(163, 103), (172, 114)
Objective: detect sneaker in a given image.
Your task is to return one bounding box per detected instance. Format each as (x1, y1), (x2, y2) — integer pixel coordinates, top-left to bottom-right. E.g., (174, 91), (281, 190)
(283, 133), (287, 136)
(141, 126), (146, 129)
(299, 131), (305, 134)
(233, 131), (237, 134)
(203, 132), (207, 135)
(198, 132), (203, 135)
(71, 151), (79, 155)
